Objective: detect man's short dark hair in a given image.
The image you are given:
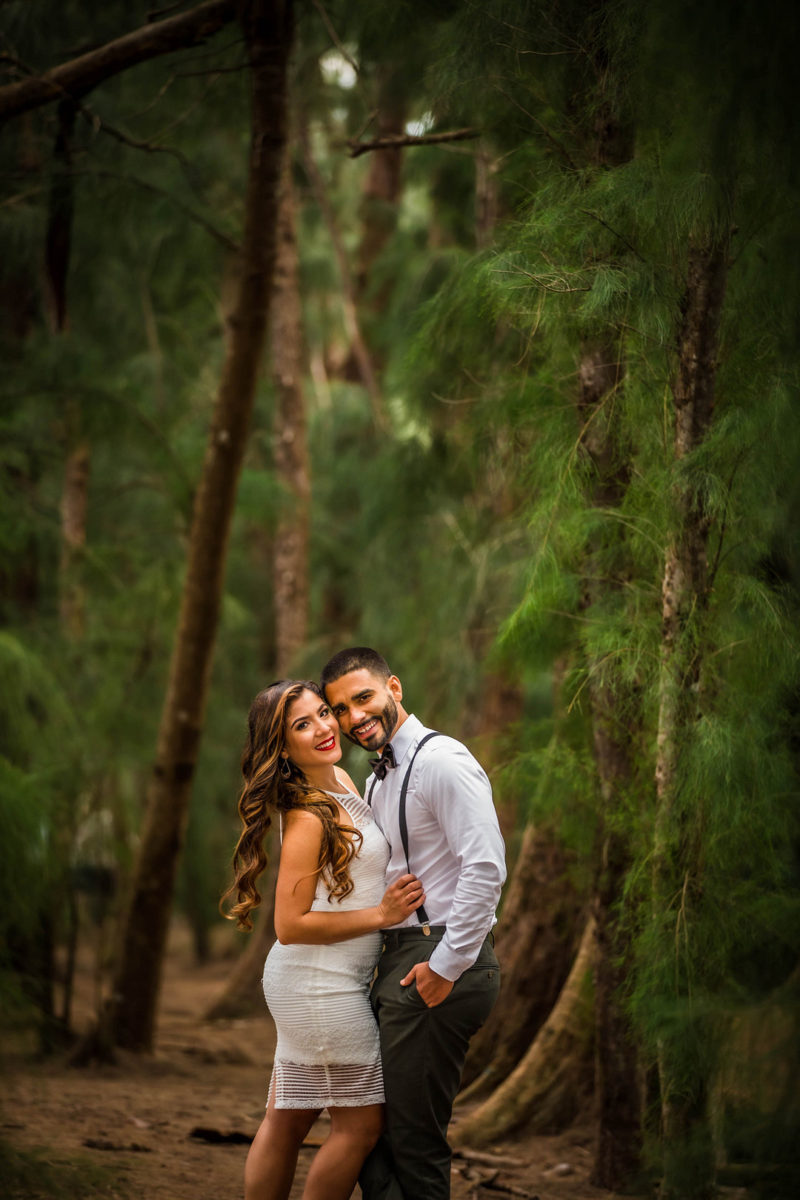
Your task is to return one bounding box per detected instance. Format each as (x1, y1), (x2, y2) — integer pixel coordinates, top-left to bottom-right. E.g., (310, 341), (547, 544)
(320, 647), (391, 691)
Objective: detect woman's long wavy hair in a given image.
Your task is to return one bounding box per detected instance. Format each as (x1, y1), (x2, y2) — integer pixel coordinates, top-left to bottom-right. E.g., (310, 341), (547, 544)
(221, 679), (361, 931)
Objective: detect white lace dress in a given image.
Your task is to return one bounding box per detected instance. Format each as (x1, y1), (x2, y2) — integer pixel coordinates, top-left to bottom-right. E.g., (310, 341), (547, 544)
(262, 790), (389, 1109)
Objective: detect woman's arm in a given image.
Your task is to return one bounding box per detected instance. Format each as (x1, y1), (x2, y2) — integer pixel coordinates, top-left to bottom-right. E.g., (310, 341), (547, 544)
(274, 808), (424, 945)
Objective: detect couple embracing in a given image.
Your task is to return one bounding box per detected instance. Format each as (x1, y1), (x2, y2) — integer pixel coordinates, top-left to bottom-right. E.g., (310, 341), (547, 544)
(223, 647), (507, 1200)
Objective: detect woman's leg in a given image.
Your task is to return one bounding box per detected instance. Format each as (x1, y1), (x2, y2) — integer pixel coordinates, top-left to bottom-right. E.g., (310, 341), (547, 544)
(244, 1097), (321, 1200)
(301, 1104), (384, 1200)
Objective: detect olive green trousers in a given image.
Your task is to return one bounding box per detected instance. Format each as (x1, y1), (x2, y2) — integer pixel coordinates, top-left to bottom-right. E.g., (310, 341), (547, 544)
(358, 927), (500, 1200)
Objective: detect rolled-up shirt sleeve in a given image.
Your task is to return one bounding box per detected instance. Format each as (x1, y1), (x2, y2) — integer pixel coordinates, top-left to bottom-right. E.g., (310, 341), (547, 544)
(419, 745), (506, 981)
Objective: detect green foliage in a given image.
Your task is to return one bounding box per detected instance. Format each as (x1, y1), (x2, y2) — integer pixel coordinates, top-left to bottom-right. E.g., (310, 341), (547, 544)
(2, 1), (799, 1189)
(392, 0), (800, 1187)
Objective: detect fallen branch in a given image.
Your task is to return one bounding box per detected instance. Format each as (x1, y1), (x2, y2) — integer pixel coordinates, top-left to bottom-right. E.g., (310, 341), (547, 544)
(188, 1125), (326, 1149)
(83, 1137), (152, 1153)
(189, 1126), (253, 1144)
(347, 127), (479, 157)
(453, 1147), (526, 1169)
(478, 1181), (539, 1198)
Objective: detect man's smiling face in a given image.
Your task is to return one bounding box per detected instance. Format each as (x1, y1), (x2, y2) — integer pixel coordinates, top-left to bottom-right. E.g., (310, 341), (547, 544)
(324, 668), (404, 752)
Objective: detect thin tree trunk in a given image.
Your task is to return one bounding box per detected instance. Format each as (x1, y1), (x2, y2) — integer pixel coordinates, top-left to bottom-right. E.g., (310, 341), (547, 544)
(108, 0), (293, 1054)
(272, 151), (310, 674)
(453, 917), (596, 1147)
(354, 71), (405, 307)
(300, 128), (385, 428)
(207, 147), (308, 1021)
(653, 236), (729, 1200)
(475, 146), (499, 250)
(59, 421), (90, 641)
(577, 342), (643, 1188)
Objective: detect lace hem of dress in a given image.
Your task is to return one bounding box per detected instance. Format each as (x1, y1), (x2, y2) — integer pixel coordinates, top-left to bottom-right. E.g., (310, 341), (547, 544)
(267, 1058), (384, 1110)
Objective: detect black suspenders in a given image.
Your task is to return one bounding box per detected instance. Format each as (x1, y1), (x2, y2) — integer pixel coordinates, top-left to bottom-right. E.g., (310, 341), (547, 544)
(367, 732), (440, 936)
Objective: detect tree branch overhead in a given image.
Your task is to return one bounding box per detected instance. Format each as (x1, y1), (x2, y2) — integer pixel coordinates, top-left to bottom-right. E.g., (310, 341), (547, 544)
(0, 0), (237, 123)
(347, 127), (479, 158)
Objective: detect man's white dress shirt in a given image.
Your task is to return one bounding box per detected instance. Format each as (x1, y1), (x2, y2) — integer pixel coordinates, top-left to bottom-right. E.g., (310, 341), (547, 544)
(366, 714), (506, 982)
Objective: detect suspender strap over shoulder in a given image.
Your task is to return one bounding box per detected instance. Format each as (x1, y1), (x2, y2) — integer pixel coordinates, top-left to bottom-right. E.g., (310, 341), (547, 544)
(367, 731), (441, 935)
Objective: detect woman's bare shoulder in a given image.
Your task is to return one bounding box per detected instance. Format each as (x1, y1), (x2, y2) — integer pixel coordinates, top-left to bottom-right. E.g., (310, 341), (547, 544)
(283, 805), (322, 830)
(334, 765), (361, 797)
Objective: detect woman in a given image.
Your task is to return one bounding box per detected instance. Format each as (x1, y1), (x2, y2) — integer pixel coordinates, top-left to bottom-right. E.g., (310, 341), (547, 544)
(222, 679), (424, 1200)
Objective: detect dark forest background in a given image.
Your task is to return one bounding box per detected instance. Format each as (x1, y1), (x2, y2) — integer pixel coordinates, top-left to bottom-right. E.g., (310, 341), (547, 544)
(1, 2), (799, 1197)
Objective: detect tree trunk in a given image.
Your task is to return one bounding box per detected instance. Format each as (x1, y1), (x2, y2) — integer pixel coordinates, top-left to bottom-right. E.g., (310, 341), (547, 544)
(475, 146), (500, 250)
(460, 668), (524, 846)
(459, 823), (584, 1099)
(577, 342), (643, 1188)
(272, 151), (310, 675)
(108, 0), (293, 1053)
(58, 417), (90, 641)
(204, 858), (277, 1020)
(453, 917), (596, 1147)
(354, 70), (405, 307)
(207, 148), (308, 1022)
(653, 236), (729, 1200)
(300, 127), (385, 428)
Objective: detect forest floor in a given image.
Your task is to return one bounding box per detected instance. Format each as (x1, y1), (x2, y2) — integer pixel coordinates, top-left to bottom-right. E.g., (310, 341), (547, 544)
(2, 921), (627, 1200)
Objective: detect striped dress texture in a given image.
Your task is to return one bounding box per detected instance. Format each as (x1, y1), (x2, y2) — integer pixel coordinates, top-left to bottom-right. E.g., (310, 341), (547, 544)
(262, 790), (389, 1109)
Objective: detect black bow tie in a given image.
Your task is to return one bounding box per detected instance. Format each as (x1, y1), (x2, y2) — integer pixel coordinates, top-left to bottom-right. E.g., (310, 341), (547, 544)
(369, 743), (396, 780)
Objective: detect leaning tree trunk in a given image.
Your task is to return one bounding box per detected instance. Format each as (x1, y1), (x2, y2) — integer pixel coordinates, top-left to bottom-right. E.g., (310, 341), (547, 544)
(205, 151), (308, 1020)
(109, 0), (293, 1053)
(458, 822), (584, 1099)
(577, 342), (643, 1189)
(272, 149), (310, 675)
(653, 236), (729, 1199)
(453, 916), (596, 1147)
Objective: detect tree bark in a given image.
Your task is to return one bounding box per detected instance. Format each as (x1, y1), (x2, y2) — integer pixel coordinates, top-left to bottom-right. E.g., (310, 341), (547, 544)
(458, 823), (583, 1099)
(300, 128), (385, 428)
(58, 416), (90, 641)
(453, 917), (596, 1147)
(475, 146), (500, 250)
(271, 152), (310, 674)
(354, 72), (405, 307)
(461, 669), (524, 845)
(204, 859), (277, 1020)
(108, 0), (293, 1053)
(577, 342), (643, 1189)
(0, 0), (237, 123)
(653, 237), (729, 1200)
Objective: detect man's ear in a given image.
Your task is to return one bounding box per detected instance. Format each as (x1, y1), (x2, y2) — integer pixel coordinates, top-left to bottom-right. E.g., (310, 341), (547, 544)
(388, 674), (403, 703)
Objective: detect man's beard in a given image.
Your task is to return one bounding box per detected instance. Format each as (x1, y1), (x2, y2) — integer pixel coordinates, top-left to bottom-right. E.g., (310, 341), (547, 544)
(345, 694), (398, 751)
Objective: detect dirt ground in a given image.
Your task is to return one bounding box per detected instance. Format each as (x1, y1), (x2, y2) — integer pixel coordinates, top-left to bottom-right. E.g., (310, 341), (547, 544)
(2, 922), (625, 1200)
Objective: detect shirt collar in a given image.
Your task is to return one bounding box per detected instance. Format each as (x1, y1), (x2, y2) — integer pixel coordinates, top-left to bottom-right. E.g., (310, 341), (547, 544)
(388, 713), (423, 766)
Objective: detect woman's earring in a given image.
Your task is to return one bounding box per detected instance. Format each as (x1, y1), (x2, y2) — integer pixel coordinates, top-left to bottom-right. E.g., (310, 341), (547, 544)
(279, 757), (291, 780)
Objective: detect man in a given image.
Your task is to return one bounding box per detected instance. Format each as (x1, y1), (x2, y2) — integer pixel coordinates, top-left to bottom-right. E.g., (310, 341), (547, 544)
(321, 647), (506, 1200)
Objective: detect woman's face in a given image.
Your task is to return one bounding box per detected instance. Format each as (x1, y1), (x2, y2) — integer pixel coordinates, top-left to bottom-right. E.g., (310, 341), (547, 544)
(283, 689), (341, 775)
